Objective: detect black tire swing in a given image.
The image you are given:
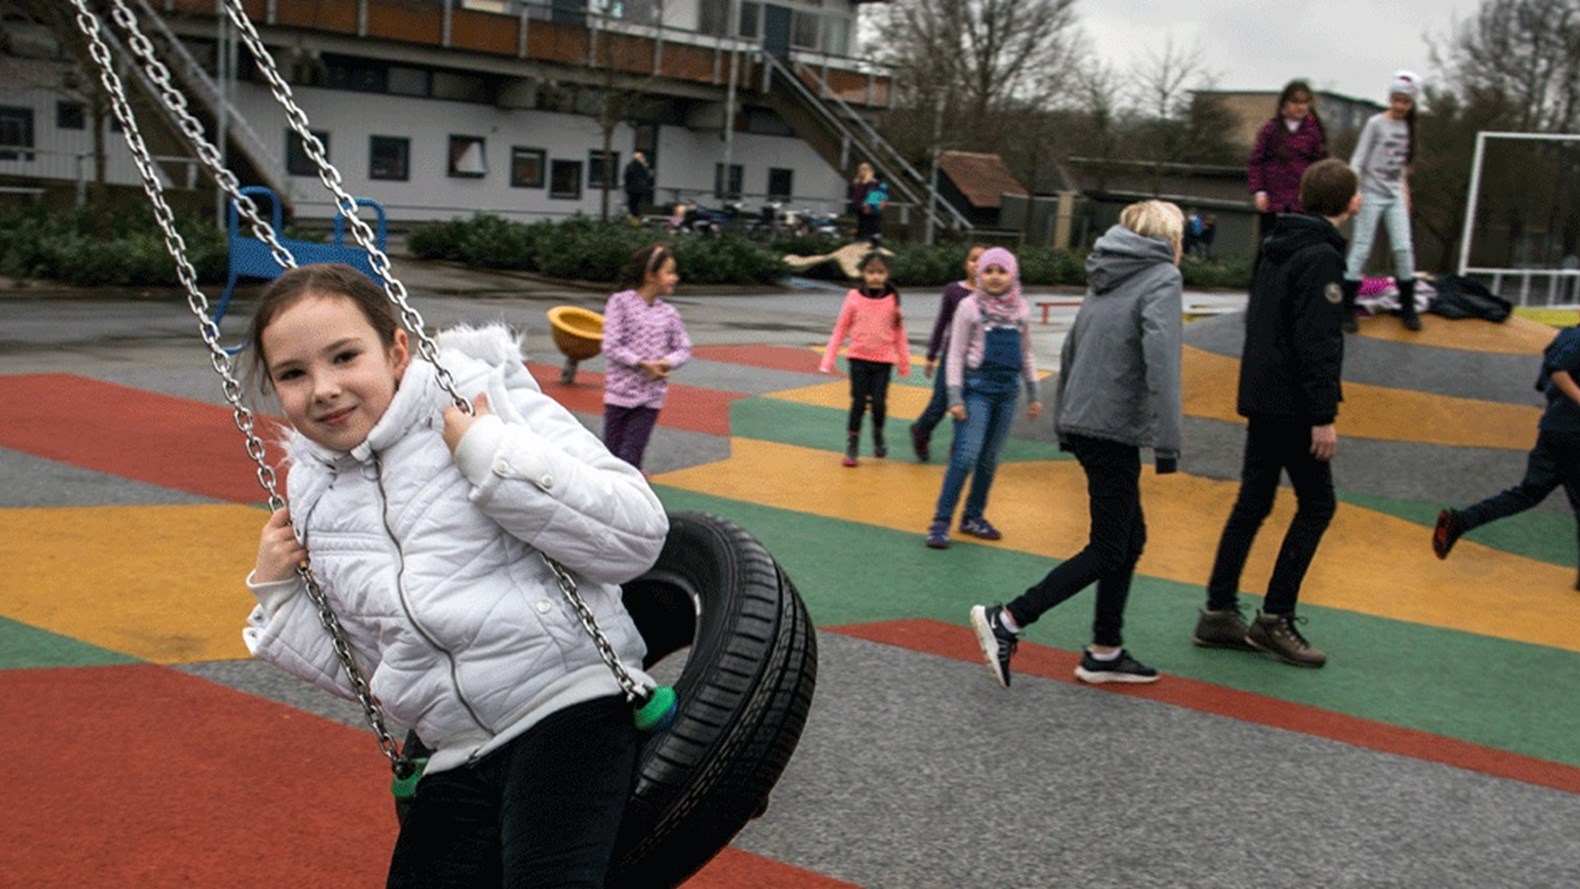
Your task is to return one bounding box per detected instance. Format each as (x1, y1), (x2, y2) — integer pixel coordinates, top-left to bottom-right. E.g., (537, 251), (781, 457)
(615, 513), (818, 887)
(68, 3), (818, 885)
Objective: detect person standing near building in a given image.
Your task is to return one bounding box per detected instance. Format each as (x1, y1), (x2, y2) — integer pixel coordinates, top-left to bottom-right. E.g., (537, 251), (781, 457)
(623, 151), (654, 221)
(1193, 158), (1360, 668)
(1248, 79), (1328, 255)
(969, 203), (1183, 687)
(1342, 71), (1423, 333)
(848, 162), (885, 244)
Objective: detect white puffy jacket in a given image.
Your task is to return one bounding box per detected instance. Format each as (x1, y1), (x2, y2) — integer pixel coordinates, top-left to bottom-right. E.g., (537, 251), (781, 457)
(244, 325), (667, 773)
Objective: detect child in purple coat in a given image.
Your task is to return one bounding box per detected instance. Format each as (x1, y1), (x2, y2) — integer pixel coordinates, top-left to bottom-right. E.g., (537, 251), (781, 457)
(1248, 79), (1328, 250)
(602, 243), (692, 470)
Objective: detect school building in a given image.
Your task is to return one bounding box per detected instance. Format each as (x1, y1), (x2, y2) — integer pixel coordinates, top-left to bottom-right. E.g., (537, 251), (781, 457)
(0, 0), (918, 227)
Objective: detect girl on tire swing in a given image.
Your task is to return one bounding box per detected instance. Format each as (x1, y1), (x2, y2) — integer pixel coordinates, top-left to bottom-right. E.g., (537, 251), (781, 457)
(240, 263), (671, 886)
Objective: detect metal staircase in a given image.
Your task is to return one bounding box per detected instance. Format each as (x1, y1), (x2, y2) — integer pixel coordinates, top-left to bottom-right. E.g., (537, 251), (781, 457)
(122, 0), (288, 199)
(757, 51), (972, 233)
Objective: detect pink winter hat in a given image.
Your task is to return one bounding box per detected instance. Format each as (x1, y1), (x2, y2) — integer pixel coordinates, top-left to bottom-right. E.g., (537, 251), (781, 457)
(976, 247), (1019, 281)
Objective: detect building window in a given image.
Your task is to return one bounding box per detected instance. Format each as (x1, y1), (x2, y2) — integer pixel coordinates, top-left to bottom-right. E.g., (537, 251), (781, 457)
(767, 167), (793, 200)
(714, 162), (743, 199)
(0, 106), (35, 161)
(511, 147), (546, 188)
(369, 136), (409, 181)
(387, 66), (430, 98)
(326, 57), (387, 93)
(588, 150), (619, 189)
(286, 128), (329, 176)
(448, 135), (487, 178)
(792, 11), (819, 49)
(56, 101), (86, 131)
(738, 2), (761, 38)
(550, 159), (583, 200)
(822, 16), (849, 56)
(698, 0), (728, 36)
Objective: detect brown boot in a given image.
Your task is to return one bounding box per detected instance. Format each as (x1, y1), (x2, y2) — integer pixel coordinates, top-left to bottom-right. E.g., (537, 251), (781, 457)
(1247, 609), (1327, 667)
(1191, 606), (1255, 650)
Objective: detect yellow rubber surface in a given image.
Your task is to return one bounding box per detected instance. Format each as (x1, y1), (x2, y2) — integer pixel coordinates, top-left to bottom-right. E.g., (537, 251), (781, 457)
(1356, 314), (1555, 354)
(2, 504), (260, 663)
(654, 438), (1579, 652)
(1183, 347), (1542, 450)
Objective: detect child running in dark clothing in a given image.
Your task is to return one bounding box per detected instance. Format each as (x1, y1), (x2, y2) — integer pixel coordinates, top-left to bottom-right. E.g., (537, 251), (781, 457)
(820, 251), (911, 466)
(1192, 158), (1360, 668)
(911, 244), (986, 462)
(1435, 312), (1580, 590)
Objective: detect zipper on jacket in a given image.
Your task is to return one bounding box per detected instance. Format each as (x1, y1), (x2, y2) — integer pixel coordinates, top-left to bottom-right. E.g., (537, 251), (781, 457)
(371, 452), (493, 736)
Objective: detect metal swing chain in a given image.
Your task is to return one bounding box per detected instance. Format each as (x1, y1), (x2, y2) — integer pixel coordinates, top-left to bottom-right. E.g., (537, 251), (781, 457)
(215, 0), (650, 705)
(103, 0), (298, 274)
(68, 0), (407, 773)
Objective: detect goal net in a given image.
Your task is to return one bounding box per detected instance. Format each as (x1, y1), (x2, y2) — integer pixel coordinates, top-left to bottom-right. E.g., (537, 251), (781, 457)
(1458, 131), (1580, 307)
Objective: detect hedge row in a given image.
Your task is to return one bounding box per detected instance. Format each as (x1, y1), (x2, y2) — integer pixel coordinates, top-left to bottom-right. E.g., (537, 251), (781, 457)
(407, 214), (1252, 290)
(0, 205), (1254, 291)
(0, 204), (227, 287)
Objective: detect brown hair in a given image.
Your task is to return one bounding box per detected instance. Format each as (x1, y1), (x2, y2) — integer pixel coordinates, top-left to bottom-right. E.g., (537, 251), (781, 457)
(619, 243), (674, 290)
(1271, 79), (1327, 162)
(245, 263), (399, 393)
(1300, 158), (1359, 218)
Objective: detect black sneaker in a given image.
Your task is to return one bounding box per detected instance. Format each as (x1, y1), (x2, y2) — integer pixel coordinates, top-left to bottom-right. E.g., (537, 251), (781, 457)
(1433, 509), (1464, 559)
(969, 604), (1018, 688)
(1074, 649), (1160, 684)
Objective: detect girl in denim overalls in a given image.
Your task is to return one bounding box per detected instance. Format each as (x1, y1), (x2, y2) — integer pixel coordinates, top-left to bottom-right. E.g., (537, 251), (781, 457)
(926, 247), (1042, 549)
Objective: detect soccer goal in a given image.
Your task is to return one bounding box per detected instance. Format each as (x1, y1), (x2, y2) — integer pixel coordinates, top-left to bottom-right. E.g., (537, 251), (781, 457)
(1458, 131), (1580, 307)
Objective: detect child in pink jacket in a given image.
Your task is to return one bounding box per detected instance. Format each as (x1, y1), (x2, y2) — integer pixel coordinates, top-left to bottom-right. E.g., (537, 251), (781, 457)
(820, 251), (911, 466)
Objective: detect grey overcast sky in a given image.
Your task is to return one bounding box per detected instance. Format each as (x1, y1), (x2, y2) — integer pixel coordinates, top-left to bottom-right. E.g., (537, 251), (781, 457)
(1078, 0), (1482, 103)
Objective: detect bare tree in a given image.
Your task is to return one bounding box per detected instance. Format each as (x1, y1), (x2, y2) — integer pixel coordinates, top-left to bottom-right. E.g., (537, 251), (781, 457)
(868, 0), (1083, 126)
(1434, 0), (1580, 133)
(1129, 34), (1215, 121)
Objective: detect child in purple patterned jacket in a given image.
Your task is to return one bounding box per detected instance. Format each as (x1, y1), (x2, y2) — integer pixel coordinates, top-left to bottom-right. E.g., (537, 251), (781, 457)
(602, 243), (691, 470)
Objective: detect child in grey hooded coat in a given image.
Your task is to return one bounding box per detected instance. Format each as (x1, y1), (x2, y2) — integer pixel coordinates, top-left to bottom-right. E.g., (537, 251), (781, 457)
(970, 200), (1184, 688)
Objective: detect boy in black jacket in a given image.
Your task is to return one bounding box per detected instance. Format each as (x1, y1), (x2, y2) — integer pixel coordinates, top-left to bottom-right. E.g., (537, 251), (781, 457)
(1192, 158), (1360, 667)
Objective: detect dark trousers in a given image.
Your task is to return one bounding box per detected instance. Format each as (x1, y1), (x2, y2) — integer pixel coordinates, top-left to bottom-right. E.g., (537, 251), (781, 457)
(846, 358), (892, 436)
(625, 191), (643, 218)
(1206, 416), (1336, 615)
(604, 404), (661, 470)
(913, 356), (950, 438)
(1460, 431), (1580, 562)
(387, 696), (639, 889)
(1006, 435), (1145, 648)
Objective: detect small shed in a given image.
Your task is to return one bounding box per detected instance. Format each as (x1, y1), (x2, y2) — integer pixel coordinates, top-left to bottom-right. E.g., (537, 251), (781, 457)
(937, 150), (1030, 228)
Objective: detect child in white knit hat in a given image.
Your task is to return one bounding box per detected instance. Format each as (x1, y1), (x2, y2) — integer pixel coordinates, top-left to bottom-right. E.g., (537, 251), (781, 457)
(1340, 70), (1423, 333)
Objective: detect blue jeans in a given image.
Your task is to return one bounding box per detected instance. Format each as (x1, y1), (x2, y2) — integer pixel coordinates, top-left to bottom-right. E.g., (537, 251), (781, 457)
(1345, 190), (1415, 282)
(912, 357), (950, 438)
(932, 374), (1018, 524)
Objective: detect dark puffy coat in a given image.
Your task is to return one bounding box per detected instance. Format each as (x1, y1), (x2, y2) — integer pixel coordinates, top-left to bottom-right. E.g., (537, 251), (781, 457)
(1247, 116), (1328, 213)
(1237, 214), (1346, 425)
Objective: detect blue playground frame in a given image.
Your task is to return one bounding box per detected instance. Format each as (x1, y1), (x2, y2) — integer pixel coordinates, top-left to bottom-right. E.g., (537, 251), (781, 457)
(212, 185), (388, 330)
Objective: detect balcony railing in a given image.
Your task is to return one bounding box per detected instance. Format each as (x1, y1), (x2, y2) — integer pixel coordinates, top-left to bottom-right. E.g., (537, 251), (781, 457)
(159, 0), (891, 106)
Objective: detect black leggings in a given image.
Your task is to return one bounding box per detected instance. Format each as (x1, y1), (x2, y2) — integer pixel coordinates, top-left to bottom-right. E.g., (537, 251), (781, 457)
(387, 696), (639, 888)
(846, 358), (893, 435)
(1007, 435), (1145, 647)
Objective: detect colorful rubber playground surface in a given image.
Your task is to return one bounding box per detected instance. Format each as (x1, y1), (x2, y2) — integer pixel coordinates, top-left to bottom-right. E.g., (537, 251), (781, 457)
(3, 283), (1579, 886)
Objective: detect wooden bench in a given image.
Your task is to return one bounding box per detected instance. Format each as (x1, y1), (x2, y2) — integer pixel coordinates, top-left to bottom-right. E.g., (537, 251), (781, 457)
(1034, 298), (1083, 324)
